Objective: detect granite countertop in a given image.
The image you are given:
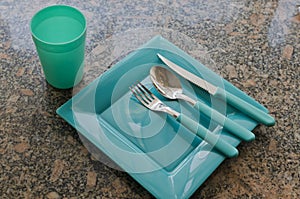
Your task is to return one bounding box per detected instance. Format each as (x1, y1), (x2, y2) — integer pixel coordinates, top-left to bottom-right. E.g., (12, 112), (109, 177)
(0, 0), (299, 198)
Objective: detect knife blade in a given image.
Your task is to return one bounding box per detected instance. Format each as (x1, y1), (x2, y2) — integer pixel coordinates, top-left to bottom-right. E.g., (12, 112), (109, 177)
(157, 53), (275, 126)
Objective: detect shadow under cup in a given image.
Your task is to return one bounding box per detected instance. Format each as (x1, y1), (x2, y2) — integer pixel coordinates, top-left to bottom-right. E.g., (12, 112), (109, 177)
(30, 5), (86, 89)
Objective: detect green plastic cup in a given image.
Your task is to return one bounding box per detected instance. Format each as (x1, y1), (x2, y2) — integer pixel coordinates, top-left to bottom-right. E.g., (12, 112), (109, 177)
(30, 5), (86, 89)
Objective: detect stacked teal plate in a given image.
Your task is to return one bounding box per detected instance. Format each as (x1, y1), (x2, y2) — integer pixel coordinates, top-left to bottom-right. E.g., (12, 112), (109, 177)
(57, 36), (268, 198)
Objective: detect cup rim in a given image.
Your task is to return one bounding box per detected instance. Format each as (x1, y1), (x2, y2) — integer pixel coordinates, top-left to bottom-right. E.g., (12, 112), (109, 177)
(30, 4), (87, 46)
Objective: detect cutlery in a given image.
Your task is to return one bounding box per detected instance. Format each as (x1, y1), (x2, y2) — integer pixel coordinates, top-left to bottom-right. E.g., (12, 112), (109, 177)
(130, 82), (239, 158)
(150, 66), (255, 141)
(157, 54), (275, 126)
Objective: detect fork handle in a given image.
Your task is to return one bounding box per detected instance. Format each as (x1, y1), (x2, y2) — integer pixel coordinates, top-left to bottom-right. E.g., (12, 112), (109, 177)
(193, 101), (255, 141)
(176, 114), (239, 158)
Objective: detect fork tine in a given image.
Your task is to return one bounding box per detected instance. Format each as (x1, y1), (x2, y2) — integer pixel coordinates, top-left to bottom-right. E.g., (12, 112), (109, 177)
(132, 84), (148, 104)
(137, 82), (155, 99)
(136, 82), (153, 102)
(129, 84), (150, 106)
(130, 86), (145, 104)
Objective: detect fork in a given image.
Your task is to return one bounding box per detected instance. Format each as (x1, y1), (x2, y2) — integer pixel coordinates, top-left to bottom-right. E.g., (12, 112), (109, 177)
(130, 82), (238, 158)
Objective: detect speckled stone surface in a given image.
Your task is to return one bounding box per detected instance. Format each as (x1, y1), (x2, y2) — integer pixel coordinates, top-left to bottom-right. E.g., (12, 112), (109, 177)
(0, 0), (299, 198)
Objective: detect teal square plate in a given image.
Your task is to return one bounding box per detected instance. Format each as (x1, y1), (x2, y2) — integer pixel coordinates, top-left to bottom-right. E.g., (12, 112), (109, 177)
(57, 36), (268, 198)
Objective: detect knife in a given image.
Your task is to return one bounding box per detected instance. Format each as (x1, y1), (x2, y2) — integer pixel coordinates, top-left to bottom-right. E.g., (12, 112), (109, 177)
(157, 53), (275, 126)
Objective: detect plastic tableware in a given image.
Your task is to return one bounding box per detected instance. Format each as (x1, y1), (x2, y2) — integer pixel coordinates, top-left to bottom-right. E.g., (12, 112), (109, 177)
(150, 66), (255, 141)
(30, 5), (86, 89)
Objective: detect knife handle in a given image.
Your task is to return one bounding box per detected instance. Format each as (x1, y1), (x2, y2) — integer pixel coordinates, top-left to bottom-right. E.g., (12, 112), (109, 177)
(193, 101), (255, 141)
(176, 114), (239, 158)
(214, 88), (275, 126)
